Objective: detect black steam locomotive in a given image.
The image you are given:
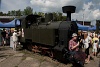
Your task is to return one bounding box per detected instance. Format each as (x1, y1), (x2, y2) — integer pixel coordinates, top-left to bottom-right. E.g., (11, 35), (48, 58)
(16, 6), (83, 66)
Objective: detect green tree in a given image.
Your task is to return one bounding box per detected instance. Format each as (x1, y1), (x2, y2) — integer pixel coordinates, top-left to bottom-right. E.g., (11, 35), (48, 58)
(57, 12), (63, 21)
(38, 12), (45, 17)
(53, 12), (58, 21)
(62, 16), (66, 21)
(34, 12), (37, 15)
(0, 12), (3, 16)
(41, 12), (45, 17)
(10, 10), (16, 16)
(3, 13), (7, 16)
(7, 11), (11, 16)
(23, 6), (33, 15)
(16, 9), (22, 16)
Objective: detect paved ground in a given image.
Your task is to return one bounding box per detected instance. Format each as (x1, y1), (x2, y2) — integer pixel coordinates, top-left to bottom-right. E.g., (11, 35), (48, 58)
(0, 46), (100, 67)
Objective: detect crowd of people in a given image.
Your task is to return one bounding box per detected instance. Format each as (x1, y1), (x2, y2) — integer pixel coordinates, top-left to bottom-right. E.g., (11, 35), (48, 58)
(69, 31), (100, 64)
(0, 28), (100, 65)
(0, 28), (21, 51)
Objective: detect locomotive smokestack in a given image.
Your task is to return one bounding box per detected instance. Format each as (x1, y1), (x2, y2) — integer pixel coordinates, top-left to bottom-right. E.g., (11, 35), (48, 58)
(62, 6), (76, 21)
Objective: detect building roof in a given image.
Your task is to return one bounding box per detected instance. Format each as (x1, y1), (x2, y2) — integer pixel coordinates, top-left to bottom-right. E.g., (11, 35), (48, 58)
(0, 16), (19, 23)
(0, 16), (16, 18)
(0, 18), (14, 23)
(73, 21), (91, 26)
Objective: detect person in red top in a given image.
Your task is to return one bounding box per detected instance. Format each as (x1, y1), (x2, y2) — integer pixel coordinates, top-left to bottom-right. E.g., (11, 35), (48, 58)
(69, 33), (79, 51)
(68, 33), (86, 67)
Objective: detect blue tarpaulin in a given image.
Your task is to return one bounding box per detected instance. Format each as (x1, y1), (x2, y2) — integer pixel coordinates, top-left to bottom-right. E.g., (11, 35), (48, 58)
(0, 19), (20, 28)
(77, 23), (89, 31)
(88, 26), (96, 31)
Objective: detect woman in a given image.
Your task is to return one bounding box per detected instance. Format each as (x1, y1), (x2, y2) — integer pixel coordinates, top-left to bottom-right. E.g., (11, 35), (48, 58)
(83, 32), (92, 63)
(92, 34), (99, 56)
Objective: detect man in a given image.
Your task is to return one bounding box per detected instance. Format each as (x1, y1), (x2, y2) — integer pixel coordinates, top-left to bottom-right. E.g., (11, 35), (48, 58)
(1, 29), (7, 46)
(18, 29), (22, 45)
(69, 33), (79, 51)
(12, 30), (18, 51)
(78, 32), (84, 50)
(68, 33), (86, 67)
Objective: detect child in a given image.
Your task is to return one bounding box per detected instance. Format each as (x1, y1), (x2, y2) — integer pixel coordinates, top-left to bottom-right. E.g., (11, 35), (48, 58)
(92, 40), (98, 56)
(12, 30), (18, 51)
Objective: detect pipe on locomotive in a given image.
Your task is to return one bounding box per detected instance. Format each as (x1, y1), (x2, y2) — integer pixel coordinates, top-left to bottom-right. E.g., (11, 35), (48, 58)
(62, 6), (76, 21)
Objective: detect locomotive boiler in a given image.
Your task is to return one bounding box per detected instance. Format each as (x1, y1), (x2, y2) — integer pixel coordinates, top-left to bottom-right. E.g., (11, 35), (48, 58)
(18, 6), (78, 62)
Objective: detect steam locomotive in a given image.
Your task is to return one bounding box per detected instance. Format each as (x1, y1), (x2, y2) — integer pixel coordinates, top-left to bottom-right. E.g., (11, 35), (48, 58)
(16, 6), (79, 64)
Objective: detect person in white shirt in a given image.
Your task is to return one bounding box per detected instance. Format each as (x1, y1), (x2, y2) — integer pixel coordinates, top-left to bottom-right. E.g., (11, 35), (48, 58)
(83, 32), (92, 63)
(12, 30), (18, 51)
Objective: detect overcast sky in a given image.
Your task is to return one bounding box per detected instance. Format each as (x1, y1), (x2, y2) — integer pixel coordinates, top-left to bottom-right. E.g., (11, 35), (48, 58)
(0, 0), (100, 25)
